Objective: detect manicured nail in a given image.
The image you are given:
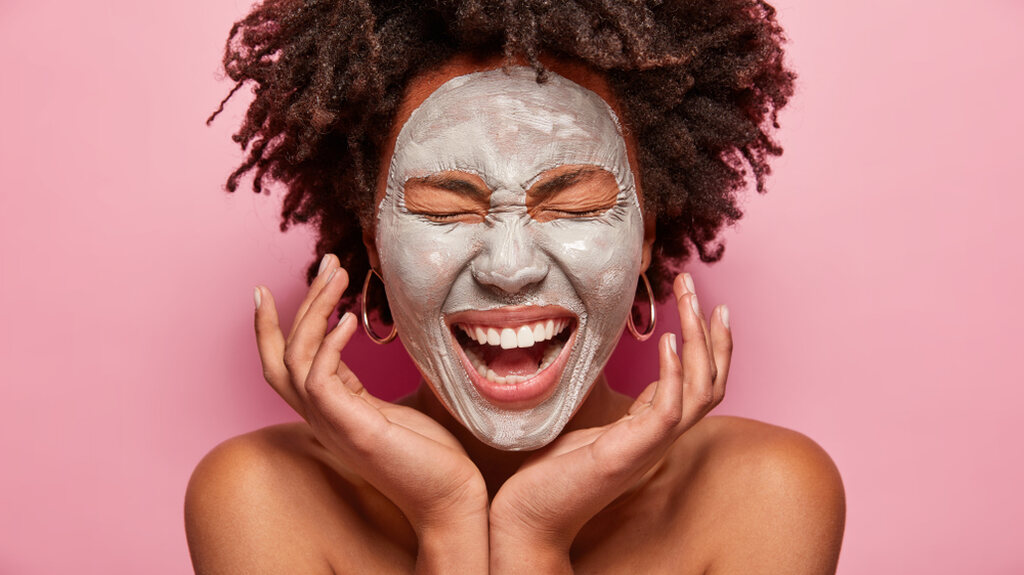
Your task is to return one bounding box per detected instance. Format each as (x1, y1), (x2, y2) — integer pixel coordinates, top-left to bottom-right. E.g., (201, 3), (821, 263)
(683, 273), (695, 294)
(340, 312), (355, 326)
(318, 254), (332, 276)
(253, 287), (262, 309)
(690, 293), (700, 317)
(669, 333), (678, 354)
(720, 305), (730, 329)
(327, 267), (338, 283)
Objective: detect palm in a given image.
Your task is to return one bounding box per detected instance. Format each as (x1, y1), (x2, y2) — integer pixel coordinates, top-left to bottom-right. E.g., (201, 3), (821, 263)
(297, 329), (488, 526)
(376, 399), (468, 453)
(253, 262), (486, 529)
(492, 390), (668, 531)
(491, 273), (733, 544)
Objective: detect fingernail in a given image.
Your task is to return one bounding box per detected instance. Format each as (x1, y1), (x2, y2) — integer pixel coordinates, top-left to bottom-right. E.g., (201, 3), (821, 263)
(327, 267), (338, 283)
(669, 333), (678, 354)
(341, 311), (355, 326)
(720, 305), (730, 329)
(683, 273), (695, 294)
(253, 287), (262, 309)
(318, 254), (332, 276)
(690, 293), (700, 317)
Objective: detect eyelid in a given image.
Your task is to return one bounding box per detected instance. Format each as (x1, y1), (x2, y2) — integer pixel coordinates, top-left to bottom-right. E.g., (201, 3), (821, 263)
(403, 177), (490, 223)
(526, 167), (618, 221)
(528, 166), (605, 199)
(418, 210), (486, 224)
(543, 207), (611, 218)
(406, 173), (491, 202)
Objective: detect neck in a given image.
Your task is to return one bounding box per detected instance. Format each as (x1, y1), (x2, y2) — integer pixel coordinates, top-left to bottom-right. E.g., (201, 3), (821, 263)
(409, 374), (632, 498)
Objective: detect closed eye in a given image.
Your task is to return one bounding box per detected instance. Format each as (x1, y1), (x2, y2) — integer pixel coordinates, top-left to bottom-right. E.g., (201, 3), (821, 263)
(545, 208), (608, 217)
(404, 171), (490, 224)
(423, 211), (478, 222)
(527, 165), (619, 222)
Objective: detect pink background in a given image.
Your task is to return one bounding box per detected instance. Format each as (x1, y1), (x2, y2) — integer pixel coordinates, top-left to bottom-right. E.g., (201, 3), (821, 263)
(1, 0), (1021, 573)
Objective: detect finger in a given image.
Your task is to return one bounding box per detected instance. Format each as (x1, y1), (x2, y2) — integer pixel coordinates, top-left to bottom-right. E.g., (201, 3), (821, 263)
(676, 289), (715, 422)
(288, 253), (339, 340)
(305, 313), (389, 447)
(627, 380), (658, 416)
(309, 312), (363, 392)
(650, 333), (683, 425)
(285, 266), (350, 394)
(333, 347), (387, 411)
(708, 305), (733, 405)
(674, 274), (717, 383)
(587, 335), (685, 479)
(254, 286), (303, 415)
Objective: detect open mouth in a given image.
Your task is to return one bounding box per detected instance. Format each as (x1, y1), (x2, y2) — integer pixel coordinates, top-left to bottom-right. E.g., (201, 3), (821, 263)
(447, 309), (577, 406)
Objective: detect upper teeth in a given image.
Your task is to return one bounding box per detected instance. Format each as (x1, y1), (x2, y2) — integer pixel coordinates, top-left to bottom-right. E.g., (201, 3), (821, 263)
(458, 318), (570, 349)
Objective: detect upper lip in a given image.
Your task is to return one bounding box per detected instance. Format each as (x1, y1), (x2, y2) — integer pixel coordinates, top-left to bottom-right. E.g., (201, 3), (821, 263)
(445, 305), (575, 328)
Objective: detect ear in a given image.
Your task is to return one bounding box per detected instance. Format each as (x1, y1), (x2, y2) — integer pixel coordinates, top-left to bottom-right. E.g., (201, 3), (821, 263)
(640, 210), (655, 273)
(363, 227), (381, 272)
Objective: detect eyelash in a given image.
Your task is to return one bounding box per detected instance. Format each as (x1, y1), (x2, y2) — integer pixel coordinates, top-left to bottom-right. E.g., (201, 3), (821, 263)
(417, 208), (608, 222)
(421, 212), (478, 224)
(548, 208), (606, 218)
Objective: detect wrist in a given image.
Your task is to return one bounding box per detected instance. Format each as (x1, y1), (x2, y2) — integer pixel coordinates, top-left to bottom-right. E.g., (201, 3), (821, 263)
(415, 509), (489, 575)
(410, 472), (489, 532)
(489, 513), (573, 575)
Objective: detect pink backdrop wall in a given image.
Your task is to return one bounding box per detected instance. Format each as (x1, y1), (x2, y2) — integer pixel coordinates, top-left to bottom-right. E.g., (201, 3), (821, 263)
(1, 1), (1021, 572)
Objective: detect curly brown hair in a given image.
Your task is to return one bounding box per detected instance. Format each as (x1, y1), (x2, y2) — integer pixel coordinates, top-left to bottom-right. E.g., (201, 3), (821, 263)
(211, 0), (794, 313)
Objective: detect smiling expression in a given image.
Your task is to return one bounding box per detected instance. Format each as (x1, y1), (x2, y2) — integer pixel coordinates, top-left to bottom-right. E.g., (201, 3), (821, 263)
(375, 66), (645, 450)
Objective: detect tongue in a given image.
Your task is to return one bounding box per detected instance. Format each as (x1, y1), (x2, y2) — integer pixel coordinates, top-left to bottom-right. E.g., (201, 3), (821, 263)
(483, 346), (545, 377)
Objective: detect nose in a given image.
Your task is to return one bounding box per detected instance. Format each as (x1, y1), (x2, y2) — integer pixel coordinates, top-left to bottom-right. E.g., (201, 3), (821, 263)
(471, 218), (549, 294)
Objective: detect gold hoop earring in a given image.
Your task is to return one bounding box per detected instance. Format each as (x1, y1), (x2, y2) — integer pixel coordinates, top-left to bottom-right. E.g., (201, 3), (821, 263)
(627, 272), (656, 342)
(361, 269), (397, 345)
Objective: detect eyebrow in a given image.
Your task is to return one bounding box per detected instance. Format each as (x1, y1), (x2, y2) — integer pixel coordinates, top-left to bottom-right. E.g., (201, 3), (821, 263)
(529, 167), (604, 198)
(410, 173), (490, 201)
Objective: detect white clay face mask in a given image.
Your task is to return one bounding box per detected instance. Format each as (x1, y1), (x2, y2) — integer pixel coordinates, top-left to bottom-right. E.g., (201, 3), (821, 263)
(376, 67), (645, 450)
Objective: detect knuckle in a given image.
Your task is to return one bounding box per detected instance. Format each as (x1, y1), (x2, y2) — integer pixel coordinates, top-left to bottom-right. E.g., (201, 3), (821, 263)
(261, 366), (277, 384)
(713, 388), (726, 405)
(692, 384), (715, 407)
(304, 374), (329, 400)
(282, 348), (303, 371)
(656, 404), (683, 428)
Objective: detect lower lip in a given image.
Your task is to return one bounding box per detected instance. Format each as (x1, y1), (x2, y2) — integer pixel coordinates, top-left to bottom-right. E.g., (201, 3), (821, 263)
(453, 328), (577, 409)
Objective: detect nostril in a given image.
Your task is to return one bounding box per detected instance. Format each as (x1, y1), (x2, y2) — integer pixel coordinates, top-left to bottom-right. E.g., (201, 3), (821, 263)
(471, 218), (549, 293)
(471, 263), (549, 294)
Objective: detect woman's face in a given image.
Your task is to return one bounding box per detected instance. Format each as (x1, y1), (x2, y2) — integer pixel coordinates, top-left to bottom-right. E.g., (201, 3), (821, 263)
(371, 60), (650, 450)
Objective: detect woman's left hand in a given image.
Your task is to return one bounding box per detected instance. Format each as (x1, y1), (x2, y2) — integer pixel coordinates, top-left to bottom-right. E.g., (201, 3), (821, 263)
(488, 273), (732, 573)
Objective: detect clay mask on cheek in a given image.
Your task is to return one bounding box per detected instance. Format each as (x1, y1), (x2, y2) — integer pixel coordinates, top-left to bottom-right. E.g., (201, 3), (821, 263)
(376, 67), (645, 450)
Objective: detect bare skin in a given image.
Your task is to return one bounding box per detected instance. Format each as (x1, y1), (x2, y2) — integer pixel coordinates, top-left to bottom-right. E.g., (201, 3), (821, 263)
(187, 419), (844, 574)
(185, 270), (844, 574)
(185, 55), (845, 574)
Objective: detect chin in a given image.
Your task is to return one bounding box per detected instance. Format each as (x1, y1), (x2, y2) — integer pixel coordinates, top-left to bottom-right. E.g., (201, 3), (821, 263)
(417, 304), (614, 451)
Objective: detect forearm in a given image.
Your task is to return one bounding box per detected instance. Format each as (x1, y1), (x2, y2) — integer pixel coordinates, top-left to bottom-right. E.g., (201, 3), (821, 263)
(414, 511), (489, 575)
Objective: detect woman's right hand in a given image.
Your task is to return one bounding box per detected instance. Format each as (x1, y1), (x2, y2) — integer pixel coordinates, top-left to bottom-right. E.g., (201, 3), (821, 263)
(252, 255), (487, 561)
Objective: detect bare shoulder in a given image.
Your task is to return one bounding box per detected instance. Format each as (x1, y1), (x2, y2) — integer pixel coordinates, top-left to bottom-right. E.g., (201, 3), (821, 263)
(676, 416), (846, 574)
(184, 423), (414, 575)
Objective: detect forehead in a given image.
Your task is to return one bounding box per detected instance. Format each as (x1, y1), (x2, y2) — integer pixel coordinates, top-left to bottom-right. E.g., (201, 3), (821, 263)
(388, 67), (630, 191)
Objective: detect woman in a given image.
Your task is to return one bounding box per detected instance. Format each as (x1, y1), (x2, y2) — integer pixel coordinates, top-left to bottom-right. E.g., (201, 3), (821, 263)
(186, 1), (845, 573)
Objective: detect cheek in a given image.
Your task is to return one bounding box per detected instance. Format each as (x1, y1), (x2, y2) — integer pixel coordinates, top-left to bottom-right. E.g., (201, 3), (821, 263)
(377, 218), (477, 305)
(541, 220), (644, 303)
